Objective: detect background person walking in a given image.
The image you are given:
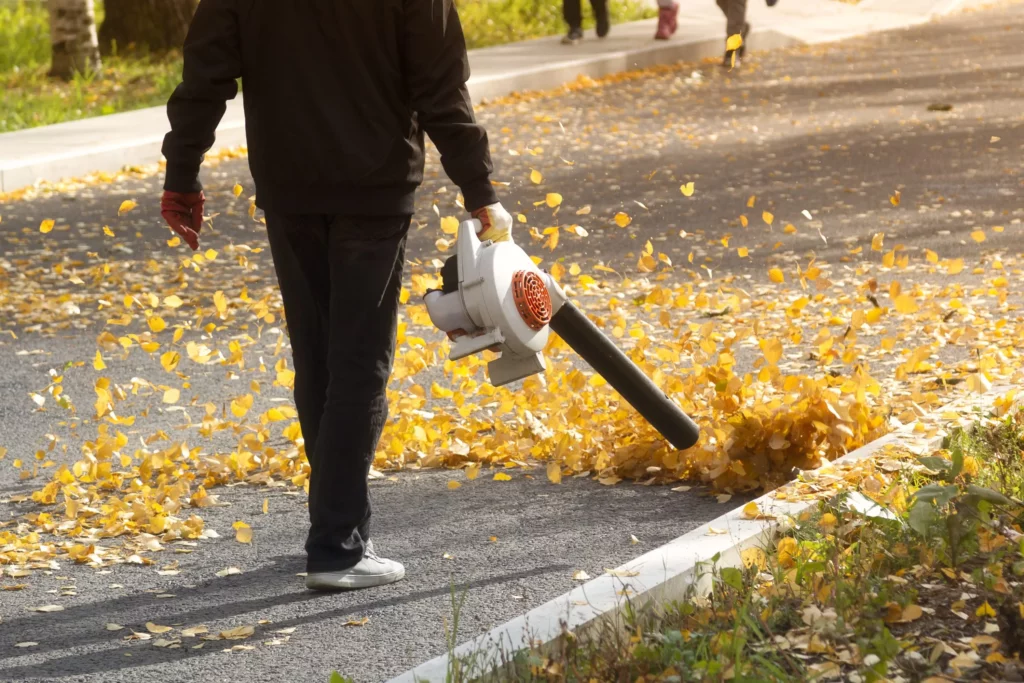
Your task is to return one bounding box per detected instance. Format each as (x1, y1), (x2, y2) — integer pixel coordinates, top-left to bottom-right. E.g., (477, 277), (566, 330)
(654, 0), (679, 40)
(716, 0), (750, 66)
(562, 0), (610, 44)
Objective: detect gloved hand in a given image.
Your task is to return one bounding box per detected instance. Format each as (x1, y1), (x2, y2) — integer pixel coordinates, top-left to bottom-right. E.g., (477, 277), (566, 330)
(470, 202), (513, 244)
(161, 190), (205, 251)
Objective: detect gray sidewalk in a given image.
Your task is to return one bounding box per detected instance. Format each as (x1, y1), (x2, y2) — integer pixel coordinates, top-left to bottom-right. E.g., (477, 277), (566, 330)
(0, 0), (988, 194)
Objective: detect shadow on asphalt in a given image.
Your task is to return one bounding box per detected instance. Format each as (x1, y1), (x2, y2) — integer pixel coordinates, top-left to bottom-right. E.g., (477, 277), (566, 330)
(0, 556), (569, 679)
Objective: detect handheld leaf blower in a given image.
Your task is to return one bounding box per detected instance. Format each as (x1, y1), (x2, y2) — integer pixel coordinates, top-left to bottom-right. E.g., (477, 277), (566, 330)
(424, 220), (700, 451)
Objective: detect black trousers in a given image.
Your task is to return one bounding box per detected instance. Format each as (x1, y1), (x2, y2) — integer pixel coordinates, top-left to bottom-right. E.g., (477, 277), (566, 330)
(563, 0), (607, 30)
(265, 213), (410, 573)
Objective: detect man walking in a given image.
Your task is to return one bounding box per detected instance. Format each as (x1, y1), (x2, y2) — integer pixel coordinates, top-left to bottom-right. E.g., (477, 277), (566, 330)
(160, 0), (512, 591)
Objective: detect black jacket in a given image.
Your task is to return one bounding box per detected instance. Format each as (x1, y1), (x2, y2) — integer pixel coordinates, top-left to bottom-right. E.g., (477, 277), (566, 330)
(162, 0), (498, 215)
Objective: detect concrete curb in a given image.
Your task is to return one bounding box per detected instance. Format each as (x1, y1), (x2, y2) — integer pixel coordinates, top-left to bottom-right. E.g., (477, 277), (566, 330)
(386, 386), (1017, 683)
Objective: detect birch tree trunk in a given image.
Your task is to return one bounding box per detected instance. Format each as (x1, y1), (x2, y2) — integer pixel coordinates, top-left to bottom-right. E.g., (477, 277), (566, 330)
(47, 0), (101, 80)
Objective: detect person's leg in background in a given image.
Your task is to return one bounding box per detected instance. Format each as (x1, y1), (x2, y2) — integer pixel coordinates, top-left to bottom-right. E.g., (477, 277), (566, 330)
(715, 0), (750, 66)
(266, 213), (410, 590)
(590, 0), (610, 38)
(562, 0), (584, 44)
(654, 0), (679, 40)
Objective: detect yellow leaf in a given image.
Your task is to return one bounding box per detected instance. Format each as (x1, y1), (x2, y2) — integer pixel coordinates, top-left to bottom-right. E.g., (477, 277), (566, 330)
(760, 338), (783, 365)
(871, 232), (885, 251)
(493, 472), (512, 481)
(39, 219), (55, 234)
(160, 351), (180, 372)
(547, 461), (562, 484)
(167, 236), (182, 248)
(777, 537), (798, 568)
(530, 169), (542, 184)
(976, 601), (996, 618)
(901, 604), (923, 622)
(103, 225), (115, 237)
(768, 267), (785, 284)
(890, 190), (901, 206)
(783, 223), (796, 234)
(740, 547), (766, 571)
(447, 480), (461, 490)
(737, 247), (749, 258)
(762, 211), (774, 226)
(545, 193), (563, 208)
(440, 216), (459, 235)
(263, 498), (269, 514)
(118, 200), (138, 216)
(343, 617), (369, 627)
(742, 501), (761, 519)
(230, 394), (254, 417)
(233, 521), (252, 544)
(894, 294), (919, 314)
(163, 388), (180, 404)
(971, 230), (986, 243)
(233, 184), (244, 197)
(946, 258), (964, 275)
(93, 351), (106, 371)
(163, 295), (184, 309)
(148, 317), (167, 333)
(466, 464), (480, 480)
(214, 291), (228, 317)
(726, 33), (744, 51)
(740, 214), (749, 228)
(925, 249), (939, 264)
(746, 195), (756, 208)
(146, 622), (172, 634)
(614, 212), (631, 228)
(680, 182), (695, 197)
(576, 205), (591, 215)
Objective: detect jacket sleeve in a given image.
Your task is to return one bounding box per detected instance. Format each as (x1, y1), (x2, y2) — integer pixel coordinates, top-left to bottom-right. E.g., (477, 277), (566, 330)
(401, 0), (498, 212)
(162, 0), (241, 193)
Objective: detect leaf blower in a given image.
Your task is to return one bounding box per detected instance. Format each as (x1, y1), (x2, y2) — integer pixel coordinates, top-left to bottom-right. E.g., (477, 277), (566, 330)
(424, 220), (700, 451)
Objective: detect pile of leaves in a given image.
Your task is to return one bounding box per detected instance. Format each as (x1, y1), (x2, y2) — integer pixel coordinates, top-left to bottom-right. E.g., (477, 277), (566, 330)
(3, 171), (1023, 573)
(504, 408), (1024, 682)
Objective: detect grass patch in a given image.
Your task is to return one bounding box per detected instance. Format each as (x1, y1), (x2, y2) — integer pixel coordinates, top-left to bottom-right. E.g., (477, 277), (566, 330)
(0, 0), (654, 133)
(443, 408), (1024, 682)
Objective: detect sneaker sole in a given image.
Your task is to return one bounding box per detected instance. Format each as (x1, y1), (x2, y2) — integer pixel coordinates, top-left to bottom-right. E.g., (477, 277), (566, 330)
(305, 566), (406, 591)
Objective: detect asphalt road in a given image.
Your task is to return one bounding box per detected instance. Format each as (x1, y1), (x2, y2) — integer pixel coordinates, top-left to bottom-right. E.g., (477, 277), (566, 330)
(2, 2), (1024, 681)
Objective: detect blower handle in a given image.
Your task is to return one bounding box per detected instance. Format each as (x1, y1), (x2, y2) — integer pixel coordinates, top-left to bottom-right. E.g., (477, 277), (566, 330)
(549, 302), (701, 450)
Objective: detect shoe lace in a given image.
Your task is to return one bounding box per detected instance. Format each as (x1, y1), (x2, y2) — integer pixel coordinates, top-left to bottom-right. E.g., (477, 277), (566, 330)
(364, 541), (381, 562)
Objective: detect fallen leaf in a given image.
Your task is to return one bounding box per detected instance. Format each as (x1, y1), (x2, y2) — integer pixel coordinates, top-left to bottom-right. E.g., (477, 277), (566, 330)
(29, 605), (64, 613)
(105, 623), (123, 631)
(680, 182), (695, 197)
(343, 618), (369, 627)
(118, 200), (138, 215)
(39, 219), (55, 234)
(146, 622), (173, 634)
(572, 570), (591, 581)
(220, 625), (255, 640)
(233, 521), (253, 544)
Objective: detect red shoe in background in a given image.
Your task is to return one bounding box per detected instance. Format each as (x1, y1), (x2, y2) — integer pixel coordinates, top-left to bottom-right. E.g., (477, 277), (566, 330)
(654, 3), (679, 40)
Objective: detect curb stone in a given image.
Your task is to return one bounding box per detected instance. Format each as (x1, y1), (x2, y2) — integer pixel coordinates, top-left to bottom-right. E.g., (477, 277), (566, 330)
(387, 385), (1020, 683)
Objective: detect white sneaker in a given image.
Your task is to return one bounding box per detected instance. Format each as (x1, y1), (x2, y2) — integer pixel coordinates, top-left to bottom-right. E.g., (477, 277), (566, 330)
(305, 541), (405, 591)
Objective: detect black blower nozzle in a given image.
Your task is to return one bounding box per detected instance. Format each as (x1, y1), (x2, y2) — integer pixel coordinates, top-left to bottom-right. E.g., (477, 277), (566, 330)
(549, 303), (700, 451)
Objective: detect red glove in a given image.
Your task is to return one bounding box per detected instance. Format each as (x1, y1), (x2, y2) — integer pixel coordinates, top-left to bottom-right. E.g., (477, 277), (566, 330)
(161, 191), (205, 251)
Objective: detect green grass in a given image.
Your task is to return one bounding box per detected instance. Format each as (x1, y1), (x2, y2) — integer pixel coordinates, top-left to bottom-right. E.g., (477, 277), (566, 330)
(0, 0), (655, 134)
(441, 410), (1024, 682)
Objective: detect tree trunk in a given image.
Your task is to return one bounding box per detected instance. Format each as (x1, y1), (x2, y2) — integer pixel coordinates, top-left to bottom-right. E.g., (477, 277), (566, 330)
(47, 0), (101, 80)
(98, 0), (198, 55)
